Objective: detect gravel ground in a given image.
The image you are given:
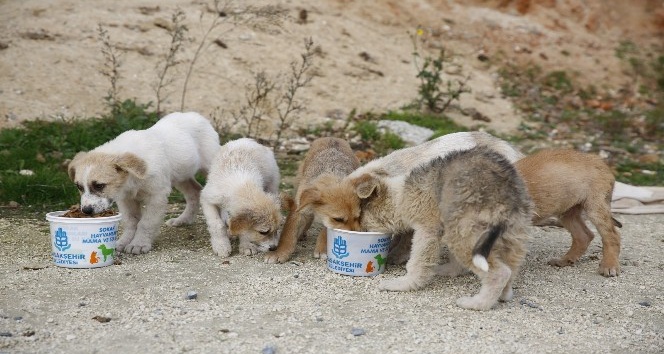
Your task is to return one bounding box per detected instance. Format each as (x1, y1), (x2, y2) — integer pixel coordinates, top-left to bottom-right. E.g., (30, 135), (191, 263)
(1, 211), (663, 354)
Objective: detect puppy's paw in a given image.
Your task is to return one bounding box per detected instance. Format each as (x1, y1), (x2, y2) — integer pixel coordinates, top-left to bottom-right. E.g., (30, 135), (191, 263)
(598, 262), (620, 277)
(456, 296), (494, 311)
(499, 287), (513, 302)
(378, 277), (419, 292)
(547, 257), (575, 267)
(240, 244), (258, 256)
(123, 242), (152, 254)
(211, 244), (231, 258)
(313, 250), (328, 260)
(264, 251), (290, 264)
(165, 216), (194, 227)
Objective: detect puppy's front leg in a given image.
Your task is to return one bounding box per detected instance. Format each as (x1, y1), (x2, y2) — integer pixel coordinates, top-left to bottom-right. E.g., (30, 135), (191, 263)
(115, 198), (141, 252)
(124, 194), (168, 254)
(202, 202), (232, 257)
(378, 227), (440, 291)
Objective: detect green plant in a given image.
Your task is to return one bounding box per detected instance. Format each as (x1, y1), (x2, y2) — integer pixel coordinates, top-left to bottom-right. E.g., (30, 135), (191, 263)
(97, 24), (122, 111)
(410, 28), (470, 113)
(154, 8), (188, 115)
(0, 100), (158, 208)
(381, 111), (465, 139)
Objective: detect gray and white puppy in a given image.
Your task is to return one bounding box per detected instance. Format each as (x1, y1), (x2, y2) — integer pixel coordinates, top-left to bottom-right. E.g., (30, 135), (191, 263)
(351, 146), (532, 310)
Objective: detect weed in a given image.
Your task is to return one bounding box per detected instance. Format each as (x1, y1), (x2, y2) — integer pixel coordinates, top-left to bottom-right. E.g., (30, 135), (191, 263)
(97, 25), (122, 111)
(154, 8), (188, 115)
(179, 0), (287, 111)
(381, 111), (465, 139)
(0, 100), (158, 208)
(230, 38), (316, 148)
(410, 28), (470, 113)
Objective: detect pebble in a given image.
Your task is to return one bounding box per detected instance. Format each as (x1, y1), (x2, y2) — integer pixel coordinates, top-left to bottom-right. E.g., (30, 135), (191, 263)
(66, 334), (76, 341)
(186, 291), (198, 300)
(0, 332), (12, 337)
(351, 327), (366, 336)
(262, 345), (277, 354)
(638, 301), (651, 307)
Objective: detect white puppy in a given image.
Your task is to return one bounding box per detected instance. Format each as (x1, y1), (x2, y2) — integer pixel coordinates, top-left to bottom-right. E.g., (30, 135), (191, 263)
(201, 138), (282, 257)
(68, 112), (220, 254)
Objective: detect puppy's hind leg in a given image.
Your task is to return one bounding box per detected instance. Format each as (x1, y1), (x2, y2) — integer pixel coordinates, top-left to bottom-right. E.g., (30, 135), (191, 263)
(166, 178), (202, 227)
(585, 198), (621, 277)
(548, 205), (594, 268)
(457, 259), (511, 311)
(378, 228), (440, 292)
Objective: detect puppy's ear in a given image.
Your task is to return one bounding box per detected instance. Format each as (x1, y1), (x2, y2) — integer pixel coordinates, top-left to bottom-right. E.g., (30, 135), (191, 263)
(67, 152), (86, 181)
(115, 153), (147, 179)
(228, 212), (252, 236)
(297, 187), (321, 212)
(352, 174), (379, 199)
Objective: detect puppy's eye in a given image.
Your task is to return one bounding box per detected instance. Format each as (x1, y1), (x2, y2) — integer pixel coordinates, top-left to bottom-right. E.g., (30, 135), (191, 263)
(92, 182), (106, 192)
(333, 217), (346, 223)
(259, 230), (271, 236)
(75, 183), (84, 192)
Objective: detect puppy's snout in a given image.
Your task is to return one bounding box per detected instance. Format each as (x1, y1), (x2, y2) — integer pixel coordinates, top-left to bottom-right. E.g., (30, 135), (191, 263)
(268, 245), (277, 252)
(81, 205), (95, 215)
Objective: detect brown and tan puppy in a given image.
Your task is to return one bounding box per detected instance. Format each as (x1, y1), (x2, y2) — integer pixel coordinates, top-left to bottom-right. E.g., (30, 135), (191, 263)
(515, 149), (622, 276)
(264, 137), (360, 263)
(353, 146), (532, 310)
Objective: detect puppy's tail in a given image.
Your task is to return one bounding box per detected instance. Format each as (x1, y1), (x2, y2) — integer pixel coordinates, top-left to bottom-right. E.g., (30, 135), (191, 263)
(472, 223), (506, 272)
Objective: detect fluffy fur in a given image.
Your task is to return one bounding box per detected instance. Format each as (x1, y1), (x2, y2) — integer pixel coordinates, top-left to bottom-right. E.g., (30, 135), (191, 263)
(264, 137), (360, 263)
(67, 112), (220, 254)
(352, 146), (532, 310)
(201, 138), (282, 257)
(515, 148), (622, 276)
(305, 131), (525, 263)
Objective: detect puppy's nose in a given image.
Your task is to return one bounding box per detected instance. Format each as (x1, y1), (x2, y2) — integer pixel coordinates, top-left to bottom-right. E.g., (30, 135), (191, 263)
(268, 245), (277, 252)
(81, 205), (94, 215)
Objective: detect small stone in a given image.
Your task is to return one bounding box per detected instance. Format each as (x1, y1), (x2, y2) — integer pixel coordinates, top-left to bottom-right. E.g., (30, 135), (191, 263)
(185, 291), (198, 300)
(22, 330), (35, 337)
(0, 332), (12, 337)
(262, 345), (277, 354)
(14, 316), (22, 321)
(557, 327), (564, 334)
(293, 274), (299, 278)
(638, 301), (651, 307)
(66, 334), (76, 341)
(593, 317), (604, 324)
(351, 327), (366, 336)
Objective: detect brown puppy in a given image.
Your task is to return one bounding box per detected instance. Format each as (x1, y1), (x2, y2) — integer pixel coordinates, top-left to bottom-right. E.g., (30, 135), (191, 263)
(264, 137), (360, 263)
(353, 146), (532, 310)
(515, 149), (622, 276)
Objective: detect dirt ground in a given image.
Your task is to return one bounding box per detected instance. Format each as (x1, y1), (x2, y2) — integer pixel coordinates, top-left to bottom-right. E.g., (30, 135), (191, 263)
(1, 1), (664, 353)
(1, 0), (662, 135)
(0, 210), (663, 353)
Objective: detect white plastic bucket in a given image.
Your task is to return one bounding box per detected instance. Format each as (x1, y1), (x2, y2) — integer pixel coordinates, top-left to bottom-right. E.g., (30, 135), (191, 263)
(46, 211), (122, 268)
(326, 228), (391, 276)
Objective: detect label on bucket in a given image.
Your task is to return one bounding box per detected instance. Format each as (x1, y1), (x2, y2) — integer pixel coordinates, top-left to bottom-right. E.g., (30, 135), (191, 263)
(47, 212), (121, 269)
(326, 228), (391, 276)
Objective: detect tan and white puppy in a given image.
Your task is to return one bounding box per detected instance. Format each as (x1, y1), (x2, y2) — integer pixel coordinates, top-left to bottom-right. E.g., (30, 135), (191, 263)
(201, 138), (282, 257)
(264, 137), (360, 263)
(352, 146), (532, 310)
(515, 148), (622, 276)
(305, 131), (525, 263)
(68, 112), (220, 254)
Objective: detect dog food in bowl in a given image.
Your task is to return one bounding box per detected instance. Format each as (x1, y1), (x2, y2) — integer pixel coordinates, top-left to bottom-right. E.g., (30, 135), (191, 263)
(326, 228), (391, 276)
(46, 211), (121, 268)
